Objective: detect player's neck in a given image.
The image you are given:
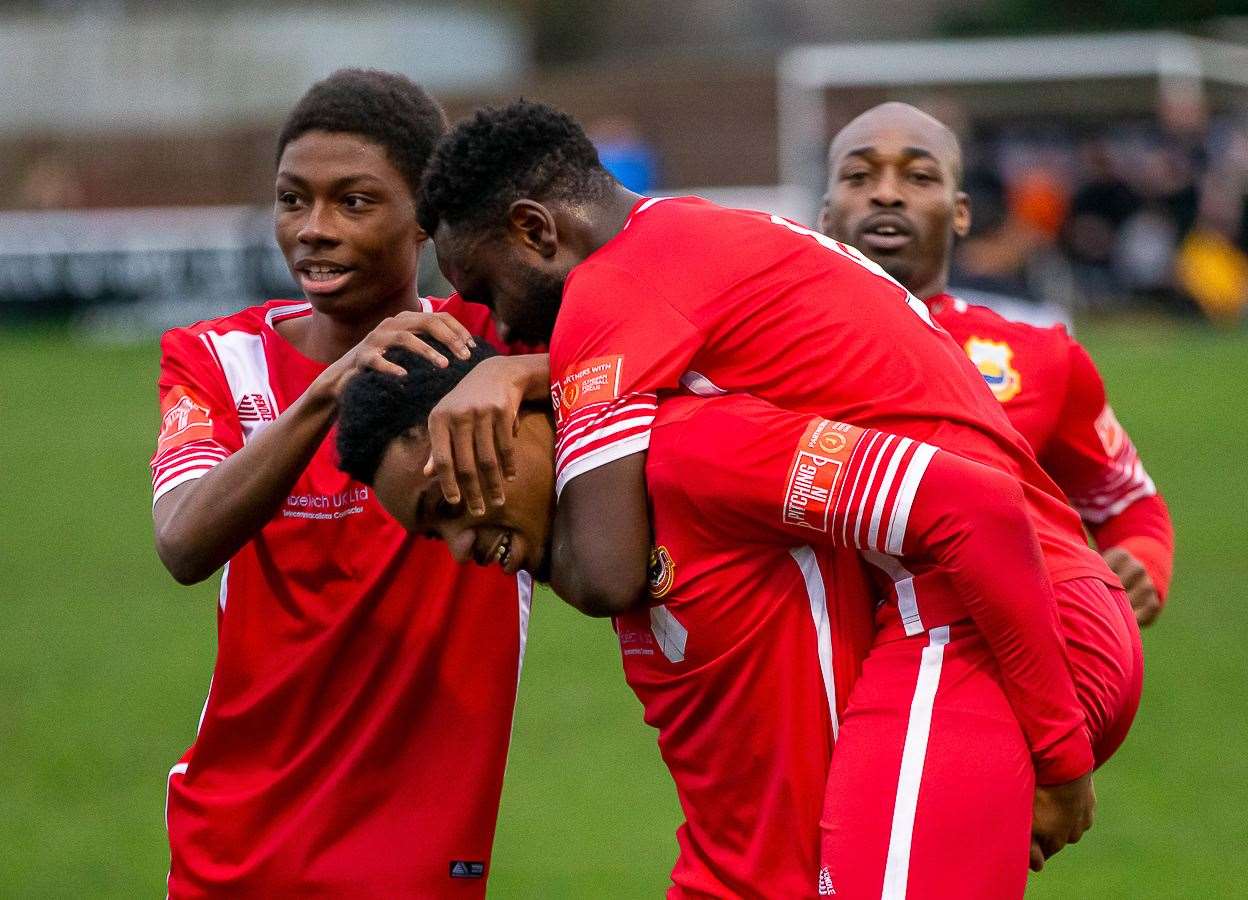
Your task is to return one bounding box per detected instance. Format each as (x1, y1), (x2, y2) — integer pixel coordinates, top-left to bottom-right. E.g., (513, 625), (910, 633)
(288, 284), (424, 364)
(579, 185), (643, 256)
(911, 267), (950, 304)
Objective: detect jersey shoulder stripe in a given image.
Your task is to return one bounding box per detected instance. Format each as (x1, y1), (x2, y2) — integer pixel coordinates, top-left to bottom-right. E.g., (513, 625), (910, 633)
(554, 392), (657, 496)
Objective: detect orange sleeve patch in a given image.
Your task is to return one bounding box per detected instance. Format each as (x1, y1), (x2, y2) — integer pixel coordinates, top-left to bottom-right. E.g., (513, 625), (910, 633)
(552, 355), (624, 423)
(1094, 404), (1126, 457)
(782, 418), (862, 532)
(157, 385), (215, 455)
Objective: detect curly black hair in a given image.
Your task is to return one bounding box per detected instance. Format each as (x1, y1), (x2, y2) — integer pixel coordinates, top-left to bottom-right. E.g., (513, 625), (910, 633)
(276, 69), (449, 201)
(336, 339), (499, 486)
(417, 100), (613, 236)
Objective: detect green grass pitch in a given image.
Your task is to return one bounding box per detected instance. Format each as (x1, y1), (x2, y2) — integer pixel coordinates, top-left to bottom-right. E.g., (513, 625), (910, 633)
(1, 318), (1244, 897)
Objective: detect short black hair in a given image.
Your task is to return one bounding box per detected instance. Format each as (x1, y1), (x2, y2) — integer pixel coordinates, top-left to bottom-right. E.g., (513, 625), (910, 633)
(276, 68), (449, 200)
(337, 340), (498, 485)
(418, 100), (614, 236)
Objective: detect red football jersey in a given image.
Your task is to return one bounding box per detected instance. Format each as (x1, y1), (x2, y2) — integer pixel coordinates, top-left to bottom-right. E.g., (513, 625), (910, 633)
(637, 394), (1076, 849)
(551, 197), (1104, 783)
(152, 297), (530, 898)
(618, 401), (876, 898)
(928, 293), (1174, 599)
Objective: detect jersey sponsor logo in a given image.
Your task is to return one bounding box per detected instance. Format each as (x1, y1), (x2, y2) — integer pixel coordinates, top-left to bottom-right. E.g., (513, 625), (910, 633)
(617, 615), (657, 657)
(282, 488), (369, 521)
(553, 355), (623, 423)
(448, 860), (485, 879)
(1094, 404), (1126, 456)
(647, 545), (676, 598)
(784, 418), (860, 532)
(157, 386), (213, 454)
(236, 392), (276, 422)
(964, 336), (1022, 402)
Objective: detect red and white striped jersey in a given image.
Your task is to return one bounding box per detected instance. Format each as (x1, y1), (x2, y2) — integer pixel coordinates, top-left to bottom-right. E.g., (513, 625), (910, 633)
(620, 397), (876, 898)
(927, 293), (1174, 599)
(548, 196), (1106, 783)
(644, 393), (1086, 787)
(548, 197), (1114, 590)
(152, 297), (530, 898)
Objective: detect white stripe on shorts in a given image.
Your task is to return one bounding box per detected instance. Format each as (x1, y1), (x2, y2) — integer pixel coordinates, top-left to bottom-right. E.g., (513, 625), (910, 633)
(881, 625), (950, 899)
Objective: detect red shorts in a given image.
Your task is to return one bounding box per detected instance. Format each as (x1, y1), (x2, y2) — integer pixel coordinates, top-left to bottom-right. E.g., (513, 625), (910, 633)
(1055, 577), (1144, 766)
(819, 626), (1033, 899)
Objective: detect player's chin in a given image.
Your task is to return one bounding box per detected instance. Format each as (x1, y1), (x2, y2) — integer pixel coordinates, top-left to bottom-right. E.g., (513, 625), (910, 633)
(874, 253), (916, 284)
(303, 284), (372, 316)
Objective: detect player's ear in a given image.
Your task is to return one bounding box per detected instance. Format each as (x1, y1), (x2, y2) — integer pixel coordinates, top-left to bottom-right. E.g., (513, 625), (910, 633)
(815, 196), (834, 237)
(506, 200), (558, 258)
(953, 191), (971, 239)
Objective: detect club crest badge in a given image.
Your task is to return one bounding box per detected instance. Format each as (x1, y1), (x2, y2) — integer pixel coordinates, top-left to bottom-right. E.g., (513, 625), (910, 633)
(964, 337), (1022, 402)
(648, 545), (676, 598)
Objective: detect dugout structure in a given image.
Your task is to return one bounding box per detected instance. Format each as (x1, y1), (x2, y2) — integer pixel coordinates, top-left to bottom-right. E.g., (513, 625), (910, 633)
(777, 31), (1248, 201)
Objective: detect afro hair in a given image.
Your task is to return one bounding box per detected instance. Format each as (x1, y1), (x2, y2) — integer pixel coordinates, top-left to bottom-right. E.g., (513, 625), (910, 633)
(417, 99), (613, 236)
(336, 339), (499, 486)
(276, 68), (449, 201)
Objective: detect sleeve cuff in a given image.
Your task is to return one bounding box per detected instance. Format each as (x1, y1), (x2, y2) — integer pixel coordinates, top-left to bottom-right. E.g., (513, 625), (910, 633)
(1033, 725), (1096, 786)
(555, 431), (650, 498)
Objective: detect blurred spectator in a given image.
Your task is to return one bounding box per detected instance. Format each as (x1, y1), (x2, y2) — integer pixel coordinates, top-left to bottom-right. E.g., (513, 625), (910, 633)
(1175, 225), (1248, 324)
(1009, 166), (1069, 240)
(1175, 126), (1248, 325)
(1063, 140), (1140, 290)
(947, 105), (1248, 324)
(588, 116), (659, 193)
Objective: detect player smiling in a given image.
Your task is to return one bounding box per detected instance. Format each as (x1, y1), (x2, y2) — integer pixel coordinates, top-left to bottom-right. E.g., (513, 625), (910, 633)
(414, 101), (1121, 893)
(335, 342), (1073, 898)
(150, 70), (529, 897)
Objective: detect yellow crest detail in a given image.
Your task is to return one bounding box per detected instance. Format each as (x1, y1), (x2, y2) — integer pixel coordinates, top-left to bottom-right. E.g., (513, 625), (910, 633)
(964, 337), (1022, 402)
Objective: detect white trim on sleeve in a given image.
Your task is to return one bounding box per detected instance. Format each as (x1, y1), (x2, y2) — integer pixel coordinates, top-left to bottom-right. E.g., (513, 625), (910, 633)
(153, 466), (214, 506)
(555, 432), (651, 497)
(885, 443), (938, 555)
(868, 437), (913, 550)
(555, 412), (657, 472)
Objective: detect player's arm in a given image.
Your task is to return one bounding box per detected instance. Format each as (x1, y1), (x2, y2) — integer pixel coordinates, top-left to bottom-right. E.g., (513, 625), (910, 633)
(1040, 339), (1175, 626)
(419, 351), (650, 614)
(548, 453), (651, 616)
(152, 311), (475, 584)
(423, 353), (552, 517)
(427, 264), (700, 612)
(1097, 496), (1174, 626)
(903, 451), (1094, 785)
(655, 397), (1094, 786)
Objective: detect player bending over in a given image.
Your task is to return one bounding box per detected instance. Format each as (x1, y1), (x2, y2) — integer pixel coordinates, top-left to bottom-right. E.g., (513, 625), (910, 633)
(415, 99), (1120, 887)
(336, 341), (1076, 899)
(150, 70), (529, 897)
